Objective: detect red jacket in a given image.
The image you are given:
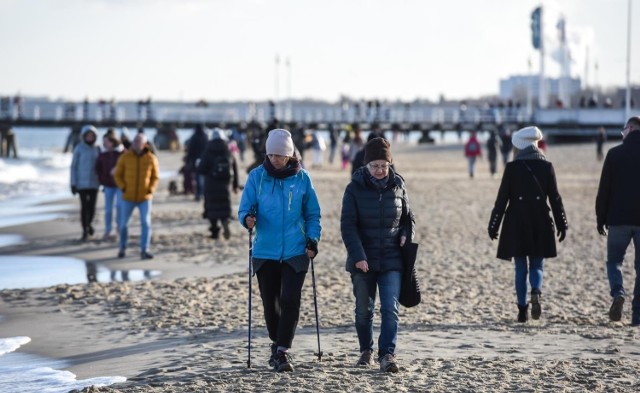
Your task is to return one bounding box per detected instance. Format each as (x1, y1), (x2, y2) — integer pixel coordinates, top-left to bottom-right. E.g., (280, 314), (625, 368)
(95, 149), (123, 188)
(464, 136), (482, 158)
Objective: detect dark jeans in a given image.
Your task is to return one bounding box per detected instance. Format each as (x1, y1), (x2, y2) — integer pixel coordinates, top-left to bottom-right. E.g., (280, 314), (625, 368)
(78, 189), (98, 233)
(606, 225), (640, 322)
(351, 270), (401, 359)
(256, 260), (307, 349)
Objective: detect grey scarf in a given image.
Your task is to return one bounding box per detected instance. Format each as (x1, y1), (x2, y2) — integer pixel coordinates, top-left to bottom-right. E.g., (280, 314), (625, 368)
(514, 145), (546, 161)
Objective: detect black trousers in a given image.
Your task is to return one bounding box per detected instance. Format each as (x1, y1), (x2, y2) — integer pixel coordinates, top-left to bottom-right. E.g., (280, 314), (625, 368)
(256, 260), (307, 349)
(78, 189), (98, 233)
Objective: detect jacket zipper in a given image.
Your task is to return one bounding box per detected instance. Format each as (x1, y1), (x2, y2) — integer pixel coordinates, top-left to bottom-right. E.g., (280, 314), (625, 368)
(135, 154), (140, 200)
(280, 179), (285, 260)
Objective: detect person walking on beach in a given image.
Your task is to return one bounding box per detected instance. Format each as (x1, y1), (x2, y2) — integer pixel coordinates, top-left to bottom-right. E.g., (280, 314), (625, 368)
(197, 133), (239, 239)
(595, 116), (640, 326)
(499, 128), (513, 166)
(596, 126), (607, 161)
(238, 129), (321, 372)
(95, 130), (124, 241)
(70, 125), (101, 241)
(187, 125), (209, 201)
(114, 133), (159, 260)
(464, 131), (482, 178)
(341, 137), (415, 372)
(488, 126), (568, 323)
(486, 130), (500, 178)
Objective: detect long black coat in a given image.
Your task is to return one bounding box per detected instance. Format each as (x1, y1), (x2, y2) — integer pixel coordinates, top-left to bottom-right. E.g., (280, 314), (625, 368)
(341, 167), (415, 273)
(197, 139), (239, 220)
(596, 131), (640, 227)
(488, 159), (568, 260)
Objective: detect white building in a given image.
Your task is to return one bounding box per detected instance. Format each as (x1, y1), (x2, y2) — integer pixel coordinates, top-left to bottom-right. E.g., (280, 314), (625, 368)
(499, 75), (581, 107)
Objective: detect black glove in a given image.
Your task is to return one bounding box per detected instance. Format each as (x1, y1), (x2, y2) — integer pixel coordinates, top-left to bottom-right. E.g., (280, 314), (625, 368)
(488, 229), (498, 240)
(557, 229), (566, 242)
(71, 185), (77, 195)
(306, 238), (318, 257)
(597, 225), (607, 237)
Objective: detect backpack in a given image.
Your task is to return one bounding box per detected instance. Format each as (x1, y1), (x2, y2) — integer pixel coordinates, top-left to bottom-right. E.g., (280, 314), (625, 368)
(210, 156), (231, 180)
(467, 141), (478, 152)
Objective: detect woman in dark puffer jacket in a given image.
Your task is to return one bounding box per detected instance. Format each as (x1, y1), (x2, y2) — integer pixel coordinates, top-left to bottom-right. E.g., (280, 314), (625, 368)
(341, 137), (415, 373)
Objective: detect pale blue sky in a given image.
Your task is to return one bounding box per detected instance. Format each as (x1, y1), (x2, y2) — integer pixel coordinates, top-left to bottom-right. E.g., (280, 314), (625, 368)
(0, 0), (637, 102)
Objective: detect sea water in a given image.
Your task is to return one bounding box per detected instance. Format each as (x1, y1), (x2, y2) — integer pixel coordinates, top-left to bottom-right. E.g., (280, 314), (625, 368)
(0, 336), (126, 393)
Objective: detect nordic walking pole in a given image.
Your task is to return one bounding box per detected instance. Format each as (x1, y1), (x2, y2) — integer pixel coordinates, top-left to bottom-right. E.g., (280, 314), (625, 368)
(247, 227), (253, 368)
(310, 256), (323, 361)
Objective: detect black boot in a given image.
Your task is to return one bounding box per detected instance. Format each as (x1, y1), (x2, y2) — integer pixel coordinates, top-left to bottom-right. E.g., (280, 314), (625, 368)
(517, 304), (528, 323)
(531, 289), (542, 320)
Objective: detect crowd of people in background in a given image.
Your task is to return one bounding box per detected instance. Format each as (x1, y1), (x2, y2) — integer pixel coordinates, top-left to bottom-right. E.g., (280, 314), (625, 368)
(63, 116), (640, 373)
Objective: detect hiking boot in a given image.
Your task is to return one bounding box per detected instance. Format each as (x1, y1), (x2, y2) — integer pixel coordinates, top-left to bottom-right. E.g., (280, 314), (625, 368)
(530, 289), (542, 320)
(117, 249), (126, 258)
(517, 304), (528, 323)
(268, 343), (277, 367)
(273, 350), (293, 372)
(141, 251), (154, 260)
(222, 221), (231, 240)
(609, 295), (625, 322)
(356, 350), (373, 366)
(379, 353), (399, 373)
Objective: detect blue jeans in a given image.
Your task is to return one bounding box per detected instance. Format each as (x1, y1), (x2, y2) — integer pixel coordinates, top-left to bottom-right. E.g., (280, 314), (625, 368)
(606, 225), (640, 321)
(195, 174), (204, 200)
(119, 199), (152, 252)
(467, 156), (477, 177)
(514, 256), (544, 306)
(351, 270), (401, 359)
(103, 186), (122, 235)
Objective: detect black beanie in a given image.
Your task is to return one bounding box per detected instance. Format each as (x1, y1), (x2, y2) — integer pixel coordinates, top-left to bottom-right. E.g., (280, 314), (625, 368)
(364, 137), (392, 164)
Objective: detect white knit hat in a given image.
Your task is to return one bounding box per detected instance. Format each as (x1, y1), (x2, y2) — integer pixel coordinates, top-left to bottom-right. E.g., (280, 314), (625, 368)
(265, 129), (294, 156)
(511, 126), (543, 150)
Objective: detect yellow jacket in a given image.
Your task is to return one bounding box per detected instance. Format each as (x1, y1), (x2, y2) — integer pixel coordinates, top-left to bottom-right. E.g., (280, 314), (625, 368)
(114, 148), (159, 202)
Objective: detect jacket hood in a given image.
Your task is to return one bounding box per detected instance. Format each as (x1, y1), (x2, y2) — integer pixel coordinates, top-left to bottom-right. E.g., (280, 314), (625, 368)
(205, 138), (230, 155)
(81, 125), (98, 137)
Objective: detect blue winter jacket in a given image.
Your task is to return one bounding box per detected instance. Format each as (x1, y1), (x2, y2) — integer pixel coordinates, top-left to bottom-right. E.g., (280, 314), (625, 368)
(70, 128), (100, 190)
(238, 165), (321, 261)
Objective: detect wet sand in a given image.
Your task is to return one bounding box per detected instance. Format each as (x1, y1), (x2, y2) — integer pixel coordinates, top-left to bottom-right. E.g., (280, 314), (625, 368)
(1, 140), (640, 392)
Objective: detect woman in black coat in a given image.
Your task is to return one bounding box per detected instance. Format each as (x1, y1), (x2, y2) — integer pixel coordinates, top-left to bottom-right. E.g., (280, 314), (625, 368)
(488, 126), (568, 323)
(341, 137), (415, 373)
(197, 136), (239, 239)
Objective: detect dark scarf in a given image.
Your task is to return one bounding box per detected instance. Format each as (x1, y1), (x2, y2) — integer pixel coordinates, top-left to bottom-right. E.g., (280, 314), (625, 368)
(263, 157), (301, 179)
(514, 145), (546, 161)
(368, 174), (389, 190)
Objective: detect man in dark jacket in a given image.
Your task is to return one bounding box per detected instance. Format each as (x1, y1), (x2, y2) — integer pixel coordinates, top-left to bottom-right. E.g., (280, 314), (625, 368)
(595, 116), (640, 326)
(187, 125), (209, 201)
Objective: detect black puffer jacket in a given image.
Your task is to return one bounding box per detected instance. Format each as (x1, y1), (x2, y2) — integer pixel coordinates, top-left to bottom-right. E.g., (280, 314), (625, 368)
(341, 167), (415, 273)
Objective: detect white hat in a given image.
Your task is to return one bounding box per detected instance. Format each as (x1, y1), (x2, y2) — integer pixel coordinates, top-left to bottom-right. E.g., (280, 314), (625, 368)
(210, 128), (228, 141)
(511, 126), (543, 150)
(265, 129), (294, 156)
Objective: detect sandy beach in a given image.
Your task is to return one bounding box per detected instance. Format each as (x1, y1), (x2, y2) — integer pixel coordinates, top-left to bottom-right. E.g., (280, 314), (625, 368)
(1, 138), (640, 392)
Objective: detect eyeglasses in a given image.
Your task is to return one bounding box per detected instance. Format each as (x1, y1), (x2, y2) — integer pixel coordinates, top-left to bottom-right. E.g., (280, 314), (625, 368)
(367, 163), (390, 171)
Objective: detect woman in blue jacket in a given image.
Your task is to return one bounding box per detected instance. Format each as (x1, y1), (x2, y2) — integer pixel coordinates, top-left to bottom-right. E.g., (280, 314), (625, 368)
(238, 128), (321, 372)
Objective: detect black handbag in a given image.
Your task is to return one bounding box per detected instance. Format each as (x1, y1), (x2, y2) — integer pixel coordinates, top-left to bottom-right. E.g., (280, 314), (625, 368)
(399, 242), (420, 308)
